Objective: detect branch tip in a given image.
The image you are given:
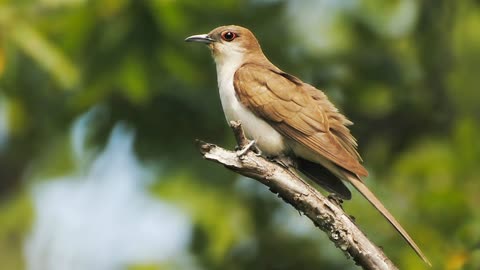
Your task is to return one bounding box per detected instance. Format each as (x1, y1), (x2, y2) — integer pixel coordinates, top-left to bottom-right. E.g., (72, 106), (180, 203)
(196, 139), (214, 154)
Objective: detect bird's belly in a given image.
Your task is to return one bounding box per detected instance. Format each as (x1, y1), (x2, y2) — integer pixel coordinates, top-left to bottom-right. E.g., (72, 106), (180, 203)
(219, 90), (286, 156)
(224, 102), (286, 156)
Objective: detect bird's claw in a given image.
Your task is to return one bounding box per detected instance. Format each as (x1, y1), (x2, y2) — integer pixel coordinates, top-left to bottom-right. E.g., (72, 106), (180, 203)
(236, 140), (257, 157)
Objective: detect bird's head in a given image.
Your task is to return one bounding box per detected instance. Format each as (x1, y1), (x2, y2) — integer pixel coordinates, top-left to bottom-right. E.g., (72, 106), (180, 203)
(185, 25), (265, 66)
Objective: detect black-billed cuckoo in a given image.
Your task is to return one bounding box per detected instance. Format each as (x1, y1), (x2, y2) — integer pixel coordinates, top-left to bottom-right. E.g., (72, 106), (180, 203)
(186, 25), (430, 265)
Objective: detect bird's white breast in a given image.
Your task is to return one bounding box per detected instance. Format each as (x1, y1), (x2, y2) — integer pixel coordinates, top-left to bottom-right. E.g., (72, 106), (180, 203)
(215, 54), (286, 156)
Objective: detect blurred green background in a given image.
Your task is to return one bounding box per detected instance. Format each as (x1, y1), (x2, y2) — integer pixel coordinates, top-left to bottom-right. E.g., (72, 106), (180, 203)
(0, 0), (479, 269)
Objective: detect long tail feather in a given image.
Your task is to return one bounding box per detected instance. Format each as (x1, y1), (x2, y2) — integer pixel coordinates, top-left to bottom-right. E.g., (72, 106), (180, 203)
(346, 174), (432, 266)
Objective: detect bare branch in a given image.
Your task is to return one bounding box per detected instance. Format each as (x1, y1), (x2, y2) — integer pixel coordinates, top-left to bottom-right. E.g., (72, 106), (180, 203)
(197, 121), (398, 270)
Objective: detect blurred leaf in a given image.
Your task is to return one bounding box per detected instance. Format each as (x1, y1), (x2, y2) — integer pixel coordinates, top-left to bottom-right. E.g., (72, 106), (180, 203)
(97, 0), (128, 18)
(0, 192), (33, 270)
(7, 97), (27, 136)
(357, 84), (393, 117)
(466, 249), (480, 270)
(158, 46), (200, 85)
(39, 0), (86, 8)
(453, 117), (480, 172)
(149, 0), (188, 33)
(447, 1), (480, 116)
(127, 263), (161, 270)
(358, 0), (419, 37)
(446, 251), (468, 270)
(10, 22), (79, 89)
(120, 53), (149, 104)
(0, 45), (4, 78)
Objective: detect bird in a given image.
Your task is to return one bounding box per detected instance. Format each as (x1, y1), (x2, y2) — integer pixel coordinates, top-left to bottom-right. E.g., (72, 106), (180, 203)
(185, 25), (430, 265)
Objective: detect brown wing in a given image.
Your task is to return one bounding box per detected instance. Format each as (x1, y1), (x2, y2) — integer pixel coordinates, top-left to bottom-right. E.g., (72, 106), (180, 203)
(234, 63), (368, 177)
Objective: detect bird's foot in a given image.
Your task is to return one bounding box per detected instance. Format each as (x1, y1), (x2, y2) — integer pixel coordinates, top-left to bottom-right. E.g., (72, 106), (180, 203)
(236, 140), (259, 157)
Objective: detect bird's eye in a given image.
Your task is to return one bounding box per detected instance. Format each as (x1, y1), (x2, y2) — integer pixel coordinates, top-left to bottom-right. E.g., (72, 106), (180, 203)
(221, 31), (237, 42)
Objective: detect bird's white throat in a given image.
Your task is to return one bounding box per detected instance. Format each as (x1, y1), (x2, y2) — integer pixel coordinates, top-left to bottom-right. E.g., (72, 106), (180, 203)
(214, 52), (286, 156)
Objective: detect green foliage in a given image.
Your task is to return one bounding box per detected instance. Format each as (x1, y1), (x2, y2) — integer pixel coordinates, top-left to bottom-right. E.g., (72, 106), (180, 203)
(0, 0), (479, 269)
(0, 192), (33, 270)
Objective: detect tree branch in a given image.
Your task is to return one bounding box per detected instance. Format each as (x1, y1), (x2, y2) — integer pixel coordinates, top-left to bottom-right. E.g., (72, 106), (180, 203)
(197, 121), (398, 270)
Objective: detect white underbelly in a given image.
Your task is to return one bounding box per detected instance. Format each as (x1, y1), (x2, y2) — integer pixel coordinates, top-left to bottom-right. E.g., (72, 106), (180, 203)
(223, 101), (286, 156)
(218, 79), (286, 156)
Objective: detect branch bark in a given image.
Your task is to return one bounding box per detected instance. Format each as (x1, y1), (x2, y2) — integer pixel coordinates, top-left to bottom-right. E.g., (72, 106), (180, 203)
(197, 121), (398, 270)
